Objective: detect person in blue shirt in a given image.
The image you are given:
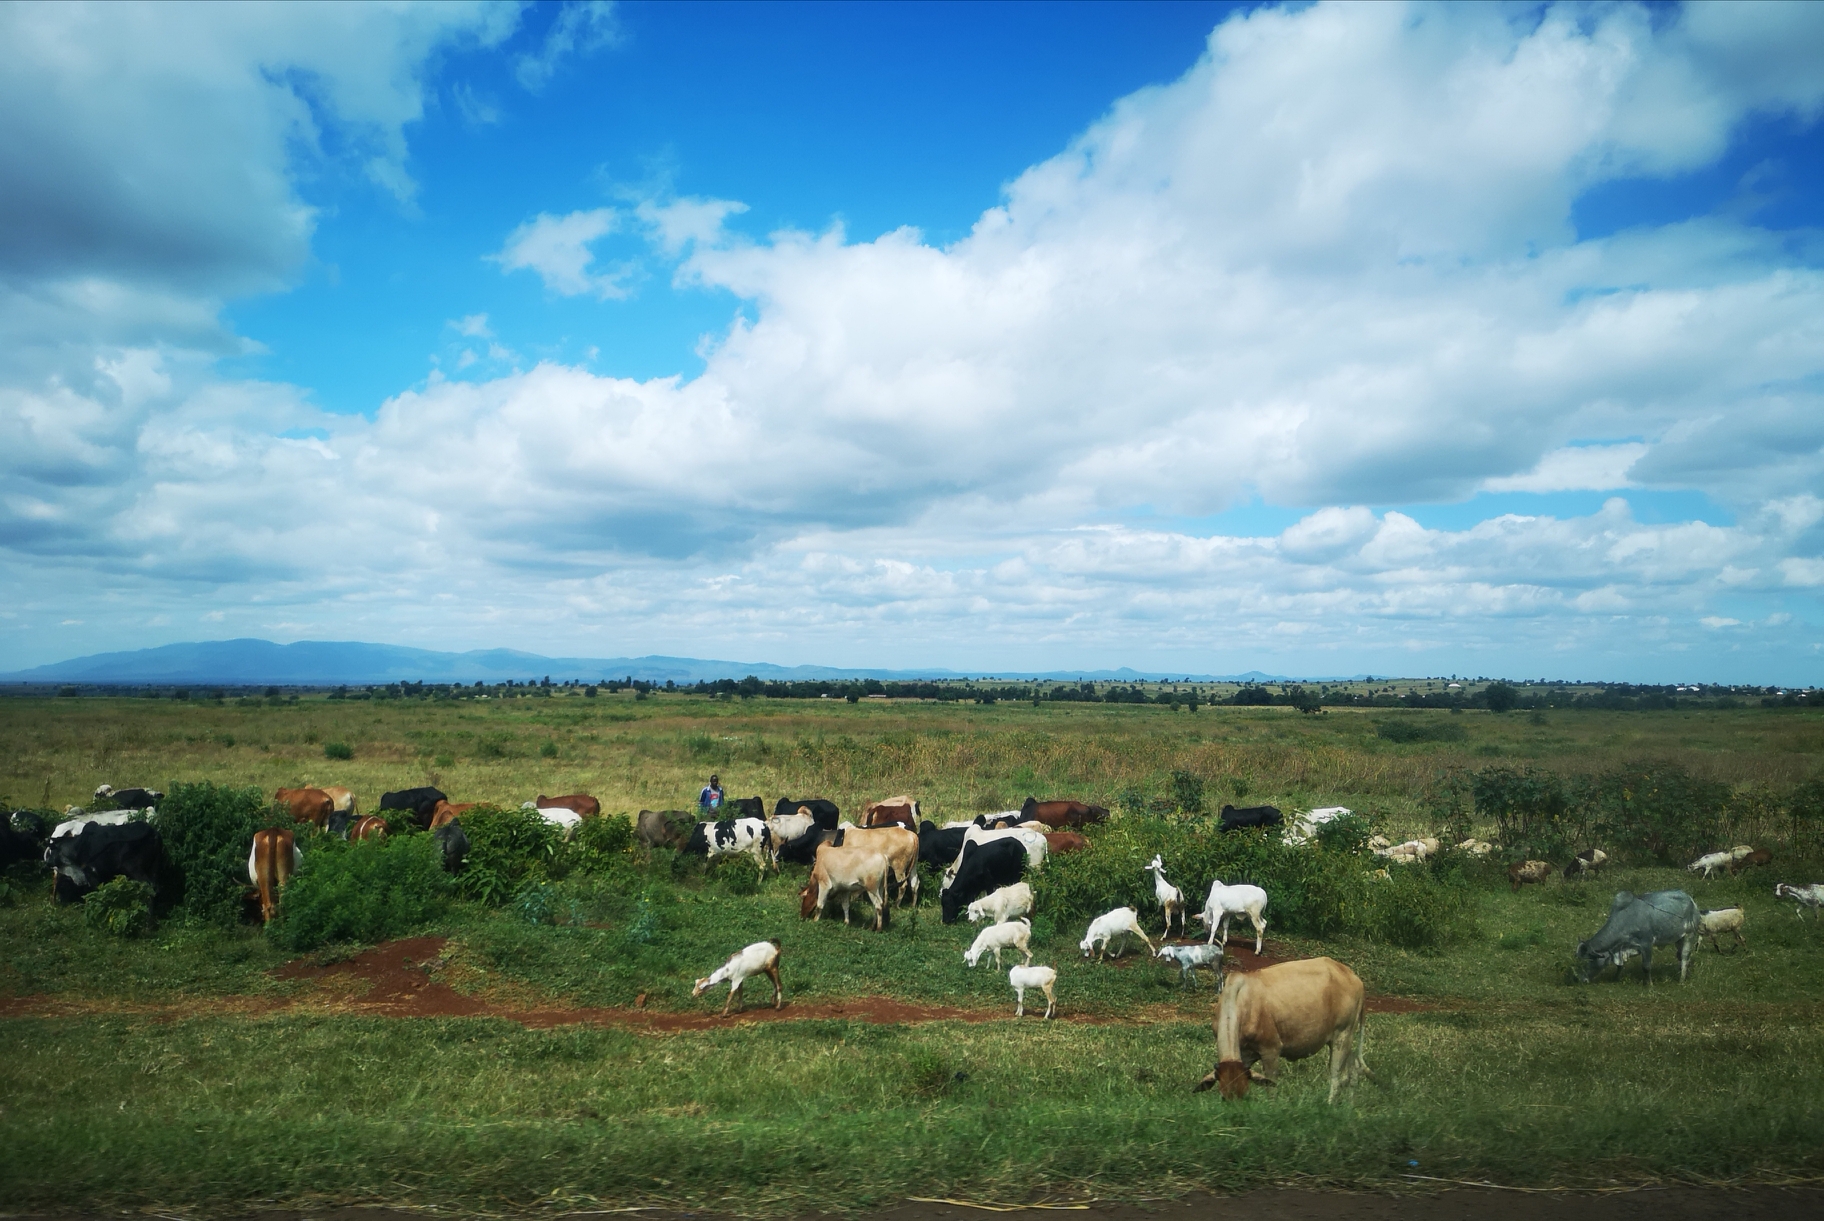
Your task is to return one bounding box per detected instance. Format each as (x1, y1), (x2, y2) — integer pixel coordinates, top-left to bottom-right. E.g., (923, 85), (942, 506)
(698, 774), (724, 813)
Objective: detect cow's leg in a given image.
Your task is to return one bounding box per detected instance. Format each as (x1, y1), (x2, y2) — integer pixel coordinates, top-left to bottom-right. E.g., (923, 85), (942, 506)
(1326, 1031), (1350, 1104)
(1639, 943), (1654, 985)
(1677, 934), (1694, 982)
(1252, 914), (1265, 956)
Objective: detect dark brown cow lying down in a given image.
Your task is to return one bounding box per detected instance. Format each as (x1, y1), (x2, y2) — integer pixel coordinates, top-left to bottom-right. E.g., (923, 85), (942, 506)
(1194, 957), (1369, 1104)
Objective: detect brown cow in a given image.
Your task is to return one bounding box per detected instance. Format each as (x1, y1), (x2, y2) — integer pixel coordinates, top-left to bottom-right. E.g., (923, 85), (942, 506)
(275, 787), (333, 827)
(537, 793), (600, 818)
(429, 800), (480, 829)
(1020, 796), (1109, 829)
(636, 809), (693, 849)
(861, 795), (919, 831)
(320, 786), (357, 816)
(1194, 957), (1369, 1104)
(799, 845), (892, 931)
(1043, 831), (1089, 855)
(247, 827), (299, 924)
(834, 825), (921, 906)
(349, 816), (388, 842)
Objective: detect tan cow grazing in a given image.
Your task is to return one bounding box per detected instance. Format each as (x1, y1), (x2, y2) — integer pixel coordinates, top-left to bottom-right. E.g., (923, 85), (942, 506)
(537, 793), (600, 818)
(799, 845), (893, 931)
(429, 800), (481, 829)
(275, 787), (333, 827)
(1508, 859), (1553, 891)
(320, 786), (357, 816)
(834, 825), (921, 906)
(1195, 957), (1369, 1104)
(861, 795), (919, 831)
(348, 816), (388, 842)
(247, 828), (300, 924)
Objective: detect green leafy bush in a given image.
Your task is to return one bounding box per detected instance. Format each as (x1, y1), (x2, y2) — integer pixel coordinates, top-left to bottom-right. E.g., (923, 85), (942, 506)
(456, 804), (562, 906)
(156, 781), (290, 926)
(1376, 717), (1466, 744)
(269, 835), (453, 951)
(1472, 766), (1574, 859)
(322, 741), (353, 760)
(1585, 764), (1729, 863)
(84, 876), (155, 936)
(573, 813), (632, 872)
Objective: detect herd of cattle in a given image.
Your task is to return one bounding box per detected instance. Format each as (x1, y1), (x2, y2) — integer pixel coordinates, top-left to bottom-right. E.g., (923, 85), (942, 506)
(9, 782), (1824, 1103)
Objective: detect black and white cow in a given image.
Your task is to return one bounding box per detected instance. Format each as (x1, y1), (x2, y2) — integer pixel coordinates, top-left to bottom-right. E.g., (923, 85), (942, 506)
(918, 820), (969, 869)
(684, 817), (773, 877)
(773, 797), (840, 830)
(94, 784), (164, 811)
(44, 821), (163, 904)
(940, 837), (1026, 924)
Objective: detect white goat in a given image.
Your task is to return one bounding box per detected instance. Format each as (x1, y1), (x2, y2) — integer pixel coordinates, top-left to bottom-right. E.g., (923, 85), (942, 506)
(1776, 882), (1824, 920)
(1698, 907), (1746, 952)
(1155, 942), (1224, 987)
(1144, 854), (1185, 936)
(1689, 851), (1734, 878)
(964, 918), (1033, 968)
(1194, 879), (1269, 953)
(1008, 964), (1056, 1019)
(1079, 906), (1155, 960)
(691, 940), (783, 1016)
(965, 882), (1033, 924)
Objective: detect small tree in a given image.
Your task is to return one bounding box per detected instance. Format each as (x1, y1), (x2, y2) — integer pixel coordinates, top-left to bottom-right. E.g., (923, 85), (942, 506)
(1286, 685), (1322, 714)
(1483, 681), (1519, 713)
(1170, 770), (1206, 817)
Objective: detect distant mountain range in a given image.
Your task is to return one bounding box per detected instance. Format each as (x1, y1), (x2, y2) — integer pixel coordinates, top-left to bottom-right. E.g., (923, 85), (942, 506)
(0, 638), (1298, 686)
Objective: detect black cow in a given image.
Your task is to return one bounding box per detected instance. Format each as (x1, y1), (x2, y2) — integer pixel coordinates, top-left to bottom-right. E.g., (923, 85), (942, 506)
(975, 811), (1025, 830)
(940, 838), (1026, 924)
(918, 820), (969, 868)
(778, 826), (840, 866)
(1219, 804), (1282, 831)
(10, 810), (48, 843)
(433, 821), (470, 873)
(1, 821), (42, 871)
(727, 795), (766, 820)
(326, 810), (356, 839)
(774, 797), (840, 829)
(44, 821), (163, 904)
(380, 787), (448, 828)
(96, 786), (163, 811)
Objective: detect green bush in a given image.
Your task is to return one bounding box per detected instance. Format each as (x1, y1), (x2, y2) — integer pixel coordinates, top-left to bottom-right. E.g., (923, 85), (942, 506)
(573, 813), (632, 872)
(269, 835), (453, 951)
(456, 805), (562, 906)
(1376, 718), (1466, 744)
(1585, 764), (1728, 863)
(156, 781), (291, 927)
(84, 876), (154, 937)
(322, 741), (353, 760)
(1473, 766), (1574, 859)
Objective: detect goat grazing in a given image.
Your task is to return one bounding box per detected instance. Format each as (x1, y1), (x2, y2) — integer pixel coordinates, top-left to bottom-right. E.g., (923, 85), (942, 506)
(1008, 964), (1057, 1019)
(1080, 906), (1156, 960)
(965, 882), (1033, 925)
(1156, 942), (1224, 987)
(1688, 851), (1734, 879)
(1699, 907), (1746, 952)
(1564, 848), (1608, 879)
(1776, 882), (1824, 920)
(692, 940), (783, 1016)
(1144, 854), (1185, 937)
(1194, 879), (1269, 953)
(964, 918), (1033, 968)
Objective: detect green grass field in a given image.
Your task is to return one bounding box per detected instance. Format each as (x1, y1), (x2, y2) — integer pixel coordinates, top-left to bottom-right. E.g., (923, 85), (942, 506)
(3, 693), (1823, 1214)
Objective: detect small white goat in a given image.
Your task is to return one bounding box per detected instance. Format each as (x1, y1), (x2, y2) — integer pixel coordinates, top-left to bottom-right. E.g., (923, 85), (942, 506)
(965, 882), (1033, 924)
(1008, 964), (1056, 1019)
(1144, 854), (1185, 936)
(691, 939), (783, 1016)
(1698, 907), (1746, 952)
(1194, 879), (1269, 953)
(1776, 882), (1824, 920)
(1689, 851), (1734, 878)
(1079, 906), (1155, 960)
(964, 918), (1033, 968)
(1155, 941), (1224, 987)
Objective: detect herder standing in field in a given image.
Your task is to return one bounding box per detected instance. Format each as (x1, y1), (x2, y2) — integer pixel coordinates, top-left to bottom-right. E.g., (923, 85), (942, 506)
(699, 774), (724, 814)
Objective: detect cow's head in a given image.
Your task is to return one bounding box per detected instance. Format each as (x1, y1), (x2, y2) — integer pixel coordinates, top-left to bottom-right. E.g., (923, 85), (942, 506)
(798, 883), (818, 919)
(1217, 1060), (1250, 1100)
(939, 890), (962, 924)
(1572, 939), (1603, 983)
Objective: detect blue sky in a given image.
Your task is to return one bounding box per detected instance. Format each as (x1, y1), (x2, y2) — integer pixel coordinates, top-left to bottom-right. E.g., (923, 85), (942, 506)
(3, 1), (1823, 682)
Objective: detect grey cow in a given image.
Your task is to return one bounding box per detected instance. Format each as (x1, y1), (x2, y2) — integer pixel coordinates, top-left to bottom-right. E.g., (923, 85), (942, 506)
(1574, 889), (1701, 985)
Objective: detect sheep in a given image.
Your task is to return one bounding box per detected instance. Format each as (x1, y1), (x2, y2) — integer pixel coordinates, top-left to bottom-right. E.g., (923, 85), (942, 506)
(1776, 882), (1824, 920)
(691, 939), (783, 1016)
(964, 918), (1033, 968)
(1688, 851), (1734, 878)
(1080, 906), (1156, 960)
(1008, 964), (1056, 1019)
(1457, 838), (1495, 857)
(1193, 879), (1269, 953)
(1376, 837), (1440, 862)
(1698, 907), (1746, 952)
(1155, 942), (1224, 987)
(1564, 848), (1608, 879)
(1508, 859), (1552, 891)
(965, 882), (1033, 925)
(1144, 854), (1185, 936)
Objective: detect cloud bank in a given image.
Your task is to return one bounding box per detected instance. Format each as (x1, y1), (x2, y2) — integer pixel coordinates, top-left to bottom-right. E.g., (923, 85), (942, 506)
(2, 1), (1822, 679)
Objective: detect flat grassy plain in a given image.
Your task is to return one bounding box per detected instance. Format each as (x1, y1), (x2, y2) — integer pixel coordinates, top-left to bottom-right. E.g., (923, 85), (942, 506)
(3, 693), (1824, 1215)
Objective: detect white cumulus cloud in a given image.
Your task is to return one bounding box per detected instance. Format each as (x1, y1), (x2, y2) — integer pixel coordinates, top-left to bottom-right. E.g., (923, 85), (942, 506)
(491, 209), (631, 298)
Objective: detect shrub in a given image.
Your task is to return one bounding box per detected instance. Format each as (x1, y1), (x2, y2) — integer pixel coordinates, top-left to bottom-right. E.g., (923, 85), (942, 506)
(1169, 769), (1206, 816)
(1483, 681), (1519, 713)
(157, 781), (290, 927)
(270, 836), (453, 951)
(1472, 766), (1574, 859)
(1585, 764), (1728, 863)
(1315, 811), (1374, 854)
(539, 740), (559, 759)
(1377, 718), (1466, 744)
(574, 813), (633, 872)
(84, 876), (154, 937)
(323, 741), (353, 760)
(457, 804), (562, 906)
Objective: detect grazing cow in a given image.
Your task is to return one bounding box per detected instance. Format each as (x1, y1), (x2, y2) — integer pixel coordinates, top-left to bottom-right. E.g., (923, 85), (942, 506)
(1575, 890), (1701, 984)
(537, 807), (583, 841)
(1043, 831), (1089, 855)
(1775, 882), (1824, 920)
(1508, 859), (1553, 891)
(429, 800), (480, 829)
(831, 825), (920, 905)
(1564, 848), (1609, 879)
(1195, 879), (1270, 953)
(1156, 942), (1225, 988)
(1283, 807), (1351, 846)
(1689, 851), (1735, 879)
(1008, 964), (1057, 1019)
(1194, 957), (1370, 1103)
(348, 816), (388, 842)
(766, 813), (816, 854)
(964, 918), (1032, 968)
(777, 825), (840, 867)
(940, 838), (1027, 924)
(45, 821), (163, 904)
(433, 821), (470, 872)
(247, 828), (300, 924)
(1219, 804), (1283, 832)
(1699, 907), (1746, 952)
(918, 820), (969, 869)
(537, 793), (600, 818)
(775, 797), (840, 829)
(94, 784), (163, 811)
(320, 787), (356, 816)
(799, 845), (892, 930)
(966, 882), (1034, 925)
(1081, 907), (1155, 960)
(11, 810), (48, 841)
(1, 818), (46, 871)
(275, 787), (333, 827)
(1145, 854), (1186, 937)
(1740, 848), (1773, 870)
(1019, 796), (1109, 828)
(944, 826), (1048, 885)
(693, 940), (784, 1016)
(726, 796), (766, 820)
(380, 787), (448, 828)
(636, 809), (694, 849)
(684, 817), (773, 877)
(861, 795), (919, 831)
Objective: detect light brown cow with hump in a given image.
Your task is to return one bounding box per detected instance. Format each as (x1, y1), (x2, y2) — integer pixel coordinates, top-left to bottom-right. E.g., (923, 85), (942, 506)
(1194, 957), (1370, 1104)
(834, 825), (920, 906)
(275, 787), (333, 827)
(247, 828), (300, 924)
(320, 786), (357, 816)
(799, 845), (893, 931)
